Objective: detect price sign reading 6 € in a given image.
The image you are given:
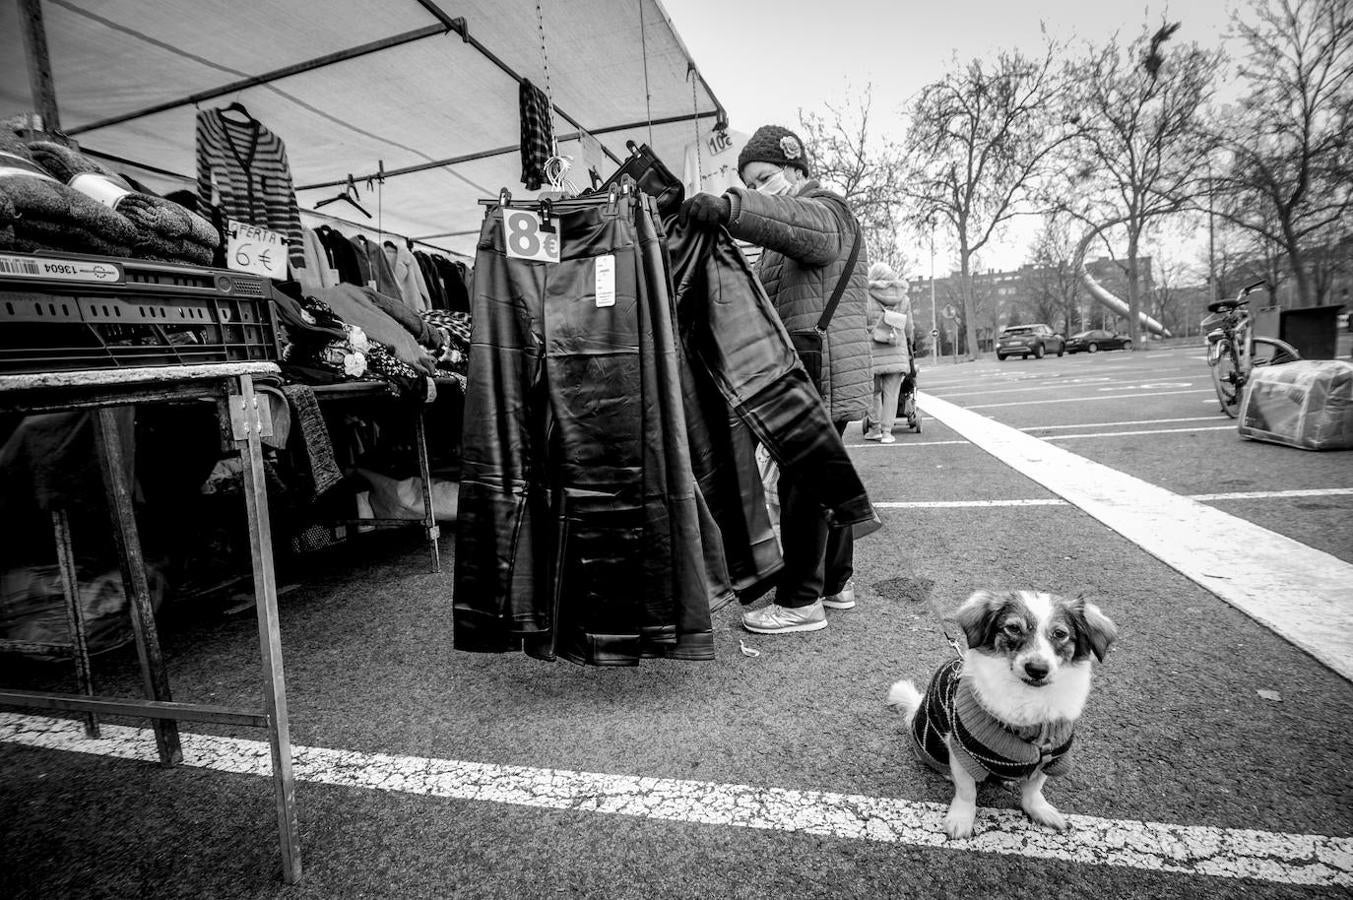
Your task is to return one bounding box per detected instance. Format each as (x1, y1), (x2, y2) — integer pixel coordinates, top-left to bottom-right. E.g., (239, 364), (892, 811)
(227, 219), (289, 279)
(503, 209), (560, 264)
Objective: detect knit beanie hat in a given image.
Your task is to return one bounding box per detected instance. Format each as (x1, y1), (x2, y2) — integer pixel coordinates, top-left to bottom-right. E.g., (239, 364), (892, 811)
(737, 125), (811, 178)
(868, 261), (907, 289)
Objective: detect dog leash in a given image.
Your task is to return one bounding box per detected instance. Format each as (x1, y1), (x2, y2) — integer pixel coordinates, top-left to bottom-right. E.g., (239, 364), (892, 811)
(927, 596), (966, 661)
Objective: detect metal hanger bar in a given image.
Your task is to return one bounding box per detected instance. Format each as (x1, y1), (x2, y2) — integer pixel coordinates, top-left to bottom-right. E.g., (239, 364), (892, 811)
(81, 148), (192, 183)
(410, 229), (483, 240)
(298, 142), (521, 192)
(299, 207), (471, 259)
(295, 108), (720, 192)
(67, 24), (447, 136)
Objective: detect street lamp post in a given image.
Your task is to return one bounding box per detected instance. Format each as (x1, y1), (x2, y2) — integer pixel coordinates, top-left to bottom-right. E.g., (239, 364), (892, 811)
(929, 220), (938, 363)
(1207, 157), (1218, 338)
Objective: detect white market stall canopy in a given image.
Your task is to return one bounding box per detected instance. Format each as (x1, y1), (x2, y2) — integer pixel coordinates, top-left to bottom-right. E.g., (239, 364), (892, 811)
(0, 0), (726, 257)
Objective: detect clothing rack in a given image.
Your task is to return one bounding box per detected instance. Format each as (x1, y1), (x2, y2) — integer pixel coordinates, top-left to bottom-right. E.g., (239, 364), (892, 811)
(298, 207), (472, 261)
(476, 180), (633, 214)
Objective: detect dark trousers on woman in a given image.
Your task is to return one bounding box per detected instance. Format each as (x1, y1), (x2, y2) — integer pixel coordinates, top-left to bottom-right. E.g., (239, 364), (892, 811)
(774, 420), (853, 608)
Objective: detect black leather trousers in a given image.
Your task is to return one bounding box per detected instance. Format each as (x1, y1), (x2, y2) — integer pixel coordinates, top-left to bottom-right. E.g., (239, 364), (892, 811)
(453, 195), (713, 665)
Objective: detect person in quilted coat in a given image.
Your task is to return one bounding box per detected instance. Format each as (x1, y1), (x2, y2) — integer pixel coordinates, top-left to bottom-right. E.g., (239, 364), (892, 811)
(680, 124), (871, 636)
(862, 261), (916, 443)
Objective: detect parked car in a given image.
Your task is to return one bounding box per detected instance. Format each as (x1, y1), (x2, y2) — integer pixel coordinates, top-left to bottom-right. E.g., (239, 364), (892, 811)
(1065, 329), (1133, 354)
(996, 324), (1065, 360)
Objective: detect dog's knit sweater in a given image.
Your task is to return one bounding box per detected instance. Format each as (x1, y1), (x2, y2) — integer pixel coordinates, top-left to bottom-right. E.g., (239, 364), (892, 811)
(910, 658), (1075, 782)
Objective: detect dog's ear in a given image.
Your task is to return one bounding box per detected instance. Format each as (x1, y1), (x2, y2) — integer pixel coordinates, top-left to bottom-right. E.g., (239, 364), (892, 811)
(951, 590), (1005, 651)
(1070, 598), (1118, 662)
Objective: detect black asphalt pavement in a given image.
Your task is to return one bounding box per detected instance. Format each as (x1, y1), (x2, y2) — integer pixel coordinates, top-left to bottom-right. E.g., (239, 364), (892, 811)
(2, 341), (1351, 899)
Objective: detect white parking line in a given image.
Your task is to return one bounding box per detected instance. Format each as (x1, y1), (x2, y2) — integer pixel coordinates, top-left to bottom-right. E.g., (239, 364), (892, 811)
(874, 488), (1353, 509)
(845, 440), (970, 448)
(1192, 488), (1353, 502)
(1022, 417), (1220, 430)
(845, 420), (1231, 448)
(1045, 426), (1235, 441)
(875, 499), (1066, 508)
(916, 392), (1353, 681)
(967, 390), (1212, 409)
(2, 713), (1349, 888)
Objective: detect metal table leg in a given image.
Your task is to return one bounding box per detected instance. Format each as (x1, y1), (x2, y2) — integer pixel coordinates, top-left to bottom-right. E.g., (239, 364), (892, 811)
(232, 376), (301, 884)
(92, 407), (182, 766)
(414, 406), (441, 573)
(51, 509), (98, 738)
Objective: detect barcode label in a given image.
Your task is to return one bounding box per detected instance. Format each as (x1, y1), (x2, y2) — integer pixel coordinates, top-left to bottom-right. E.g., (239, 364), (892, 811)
(0, 254), (123, 284)
(0, 255), (41, 276)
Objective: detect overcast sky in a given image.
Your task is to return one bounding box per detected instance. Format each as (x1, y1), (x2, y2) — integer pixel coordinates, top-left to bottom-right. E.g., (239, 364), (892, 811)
(661, 0), (1242, 270)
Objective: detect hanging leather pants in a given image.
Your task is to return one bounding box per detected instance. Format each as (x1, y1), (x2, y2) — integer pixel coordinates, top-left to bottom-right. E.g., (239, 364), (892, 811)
(453, 194), (713, 665)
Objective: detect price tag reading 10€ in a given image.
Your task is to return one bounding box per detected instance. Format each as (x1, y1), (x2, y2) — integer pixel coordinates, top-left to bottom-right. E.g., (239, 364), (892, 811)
(503, 209), (560, 264)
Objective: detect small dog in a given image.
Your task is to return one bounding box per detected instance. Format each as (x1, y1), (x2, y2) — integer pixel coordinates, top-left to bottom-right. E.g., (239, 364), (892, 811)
(888, 590), (1117, 839)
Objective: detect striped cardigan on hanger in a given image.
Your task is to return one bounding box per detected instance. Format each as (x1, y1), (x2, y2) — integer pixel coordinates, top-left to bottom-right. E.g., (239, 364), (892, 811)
(195, 108), (305, 269)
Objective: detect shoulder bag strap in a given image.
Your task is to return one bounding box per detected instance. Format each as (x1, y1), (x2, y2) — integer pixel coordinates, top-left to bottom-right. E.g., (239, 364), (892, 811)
(816, 215), (863, 334)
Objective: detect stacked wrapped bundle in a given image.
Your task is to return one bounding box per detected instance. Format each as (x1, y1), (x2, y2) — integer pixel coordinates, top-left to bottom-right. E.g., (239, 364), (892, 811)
(0, 129), (138, 257)
(27, 140), (219, 265)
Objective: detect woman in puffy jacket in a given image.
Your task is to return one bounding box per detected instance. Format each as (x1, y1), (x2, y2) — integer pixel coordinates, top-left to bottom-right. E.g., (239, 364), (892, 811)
(679, 124), (871, 637)
(863, 261), (915, 444)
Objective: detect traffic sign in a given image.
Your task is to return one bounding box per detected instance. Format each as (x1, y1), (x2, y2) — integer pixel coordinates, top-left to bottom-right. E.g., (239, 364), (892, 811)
(942, 303), (957, 319)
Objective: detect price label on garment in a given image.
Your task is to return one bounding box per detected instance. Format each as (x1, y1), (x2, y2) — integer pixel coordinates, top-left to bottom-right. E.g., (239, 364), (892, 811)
(503, 209), (560, 264)
(594, 254), (615, 307)
(227, 219), (288, 279)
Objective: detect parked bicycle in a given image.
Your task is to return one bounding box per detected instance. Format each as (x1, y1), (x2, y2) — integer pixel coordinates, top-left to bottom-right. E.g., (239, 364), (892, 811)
(1202, 279), (1302, 417)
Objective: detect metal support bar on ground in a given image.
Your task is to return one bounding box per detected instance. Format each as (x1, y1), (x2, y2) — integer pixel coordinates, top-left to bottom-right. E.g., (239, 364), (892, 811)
(0, 691), (269, 728)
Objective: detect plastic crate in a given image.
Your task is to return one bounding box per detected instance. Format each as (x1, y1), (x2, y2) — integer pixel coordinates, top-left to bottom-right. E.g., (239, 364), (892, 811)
(0, 251), (280, 373)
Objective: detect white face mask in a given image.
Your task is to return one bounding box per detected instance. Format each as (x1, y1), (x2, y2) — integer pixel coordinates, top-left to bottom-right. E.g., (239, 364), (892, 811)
(755, 169), (793, 196)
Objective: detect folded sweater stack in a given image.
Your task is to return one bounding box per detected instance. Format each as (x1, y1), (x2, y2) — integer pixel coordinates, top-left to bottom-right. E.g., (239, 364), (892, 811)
(27, 140), (219, 265)
(0, 130), (138, 257)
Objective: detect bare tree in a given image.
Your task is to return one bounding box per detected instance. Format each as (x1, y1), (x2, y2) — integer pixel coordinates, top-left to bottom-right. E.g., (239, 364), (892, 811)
(798, 84), (910, 273)
(900, 42), (1073, 359)
(1212, 0), (1353, 307)
(1145, 222), (1206, 336)
(1022, 214), (1083, 335)
(1065, 22), (1220, 347)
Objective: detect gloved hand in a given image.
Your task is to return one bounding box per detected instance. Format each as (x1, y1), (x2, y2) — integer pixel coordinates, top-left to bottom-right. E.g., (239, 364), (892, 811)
(679, 193), (731, 229)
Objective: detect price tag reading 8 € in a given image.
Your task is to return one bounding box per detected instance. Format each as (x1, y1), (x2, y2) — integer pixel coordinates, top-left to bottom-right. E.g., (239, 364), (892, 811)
(503, 209), (560, 264)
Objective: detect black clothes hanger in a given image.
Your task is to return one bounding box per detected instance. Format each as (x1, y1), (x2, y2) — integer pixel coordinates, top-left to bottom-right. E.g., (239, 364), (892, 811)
(219, 100), (256, 122)
(314, 175), (371, 218)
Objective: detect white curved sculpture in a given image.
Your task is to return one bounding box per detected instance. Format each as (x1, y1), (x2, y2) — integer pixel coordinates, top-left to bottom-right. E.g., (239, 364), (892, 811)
(1074, 222), (1172, 337)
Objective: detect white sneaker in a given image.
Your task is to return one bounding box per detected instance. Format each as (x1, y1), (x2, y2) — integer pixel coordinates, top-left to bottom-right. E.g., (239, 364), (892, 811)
(822, 585), (856, 610)
(742, 600), (828, 634)
(880, 433), (896, 444)
(863, 430), (883, 441)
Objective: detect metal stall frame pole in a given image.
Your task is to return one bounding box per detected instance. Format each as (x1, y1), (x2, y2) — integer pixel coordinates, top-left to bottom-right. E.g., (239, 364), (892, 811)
(18, 0), (61, 132)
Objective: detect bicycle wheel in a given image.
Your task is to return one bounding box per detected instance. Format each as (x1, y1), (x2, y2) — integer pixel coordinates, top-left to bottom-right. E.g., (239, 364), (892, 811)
(1251, 336), (1302, 368)
(1210, 338), (1241, 417)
